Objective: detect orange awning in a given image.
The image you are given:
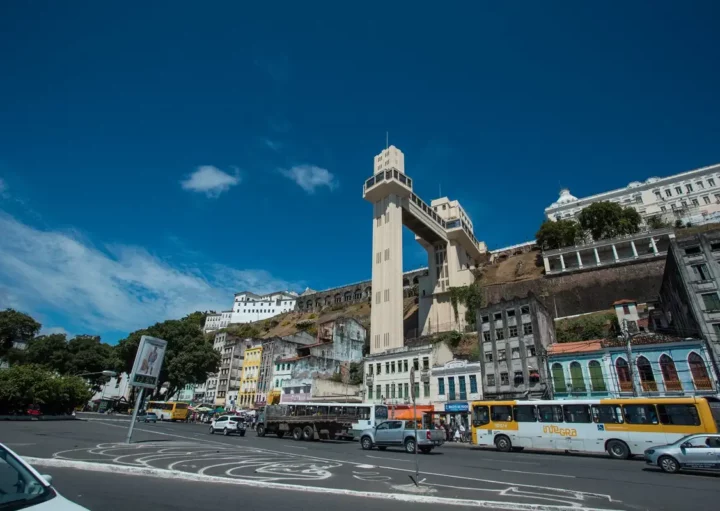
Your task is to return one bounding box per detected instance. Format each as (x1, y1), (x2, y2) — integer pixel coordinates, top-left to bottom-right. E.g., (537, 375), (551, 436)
(389, 405), (434, 420)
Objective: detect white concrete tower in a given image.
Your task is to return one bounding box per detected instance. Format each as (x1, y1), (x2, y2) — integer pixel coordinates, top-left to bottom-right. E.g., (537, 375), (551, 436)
(364, 146), (410, 354)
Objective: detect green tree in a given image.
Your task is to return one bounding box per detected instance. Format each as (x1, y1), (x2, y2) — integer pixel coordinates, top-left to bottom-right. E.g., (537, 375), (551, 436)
(0, 309), (41, 358)
(535, 219), (582, 250)
(577, 202), (641, 241)
(646, 215), (670, 230)
(555, 311), (618, 342)
(67, 335), (121, 390)
(115, 316), (220, 400)
(182, 311), (208, 330)
(0, 364), (91, 415)
(24, 333), (71, 373)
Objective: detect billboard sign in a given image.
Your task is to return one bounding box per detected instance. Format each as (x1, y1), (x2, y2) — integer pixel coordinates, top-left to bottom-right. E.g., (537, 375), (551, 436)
(129, 335), (168, 389)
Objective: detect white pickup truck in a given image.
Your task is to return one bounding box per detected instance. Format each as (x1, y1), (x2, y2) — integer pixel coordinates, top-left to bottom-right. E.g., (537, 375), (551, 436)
(359, 419), (445, 454)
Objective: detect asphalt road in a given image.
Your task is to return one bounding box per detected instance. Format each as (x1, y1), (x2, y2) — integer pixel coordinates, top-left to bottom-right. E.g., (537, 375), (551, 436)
(4, 417), (720, 511)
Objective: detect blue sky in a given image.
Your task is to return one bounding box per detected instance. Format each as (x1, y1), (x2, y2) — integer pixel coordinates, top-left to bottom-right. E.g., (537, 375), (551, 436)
(1, 2), (718, 343)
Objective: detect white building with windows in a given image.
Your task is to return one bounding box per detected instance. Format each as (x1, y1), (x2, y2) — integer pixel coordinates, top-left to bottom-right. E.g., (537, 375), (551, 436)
(203, 311), (232, 333)
(231, 291), (298, 324)
(363, 342), (454, 406)
(431, 359), (483, 415)
(545, 163), (720, 225)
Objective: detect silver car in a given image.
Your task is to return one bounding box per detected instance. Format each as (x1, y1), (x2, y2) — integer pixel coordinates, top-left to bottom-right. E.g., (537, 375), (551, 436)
(644, 433), (720, 473)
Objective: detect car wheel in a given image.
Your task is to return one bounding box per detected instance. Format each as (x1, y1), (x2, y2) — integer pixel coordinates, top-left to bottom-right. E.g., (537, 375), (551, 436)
(209, 426), (215, 434)
(494, 435), (512, 452)
(223, 428), (229, 436)
(606, 440), (630, 460)
(659, 455), (680, 474)
(405, 438), (416, 453)
(292, 427), (303, 441)
(361, 436), (373, 450)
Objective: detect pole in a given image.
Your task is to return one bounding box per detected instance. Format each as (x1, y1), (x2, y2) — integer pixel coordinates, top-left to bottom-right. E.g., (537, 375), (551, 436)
(413, 393), (419, 481)
(126, 387), (145, 443)
(99, 379), (108, 412)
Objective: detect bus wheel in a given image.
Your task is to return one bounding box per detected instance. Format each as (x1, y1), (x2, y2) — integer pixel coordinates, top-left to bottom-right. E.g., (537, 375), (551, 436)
(606, 440), (630, 459)
(292, 427), (303, 440)
(494, 435), (512, 452)
(302, 425), (315, 441)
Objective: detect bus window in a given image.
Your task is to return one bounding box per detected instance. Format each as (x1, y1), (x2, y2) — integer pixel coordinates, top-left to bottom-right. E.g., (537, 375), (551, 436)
(342, 406), (357, 417)
(623, 404), (658, 424)
(374, 405), (388, 421)
(358, 407), (370, 420)
(591, 405), (623, 424)
(657, 404), (700, 426)
(176, 403), (188, 410)
(491, 405), (513, 422)
(537, 405), (563, 422)
(473, 405), (490, 426)
(563, 405), (592, 423)
(317, 406), (329, 416)
(330, 406), (342, 416)
(513, 405), (537, 422)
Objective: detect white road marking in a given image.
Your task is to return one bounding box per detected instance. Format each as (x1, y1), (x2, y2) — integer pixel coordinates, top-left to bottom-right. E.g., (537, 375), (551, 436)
(87, 420), (615, 502)
(366, 455), (412, 463)
(25, 457), (623, 511)
(285, 445), (308, 449)
(502, 470), (576, 479)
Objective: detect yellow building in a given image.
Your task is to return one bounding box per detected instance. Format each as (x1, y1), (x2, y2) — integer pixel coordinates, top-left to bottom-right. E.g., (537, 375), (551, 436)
(239, 345), (262, 409)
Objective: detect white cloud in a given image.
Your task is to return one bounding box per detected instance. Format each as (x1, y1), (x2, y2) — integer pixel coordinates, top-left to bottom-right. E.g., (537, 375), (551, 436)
(280, 165), (337, 194)
(0, 213), (298, 336)
(180, 165), (240, 198)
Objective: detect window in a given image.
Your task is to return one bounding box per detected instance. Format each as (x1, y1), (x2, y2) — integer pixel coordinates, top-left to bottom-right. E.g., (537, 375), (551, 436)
(506, 309), (515, 317)
(469, 375), (478, 393)
(384, 289), (390, 302)
(481, 315), (489, 323)
(537, 405), (564, 422)
(712, 242), (720, 252)
(684, 246), (701, 255)
(491, 405), (513, 422)
(414, 382), (420, 398)
(681, 201), (688, 208)
(423, 382), (430, 397)
(686, 184), (694, 193)
(483, 331), (491, 342)
(692, 198), (700, 206)
(523, 322), (533, 335)
(494, 312), (502, 321)
(376, 252), (381, 264)
(376, 292), (381, 304)
(552, 363), (566, 392)
(368, 365), (373, 376)
(693, 263), (710, 280)
(657, 404), (700, 426)
(509, 326), (518, 338)
(391, 361), (396, 373)
(385, 362), (390, 374)
(413, 358), (419, 371)
(376, 384), (381, 397)
(654, 190), (662, 200)
(438, 378), (445, 395)
(403, 360), (408, 372)
(661, 206), (667, 212)
(704, 196), (711, 205)
(702, 292), (720, 311)
(397, 383), (403, 399)
(404, 382), (409, 397)
(588, 360), (606, 391)
(675, 186), (682, 195)
(422, 357), (429, 370)
(385, 384), (390, 398)
(623, 404), (658, 424)
(697, 181), (705, 190)
(527, 345), (536, 357)
(511, 347), (520, 359)
(569, 361), (586, 391)
(500, 372), (509, 385)
(390, 383), (395, 398)
(520, 305), (530, 314)
(563, 404), (592, 423)
(496, 329), (505, 340)
(376, 363), (381, 374)
(473, 405), (490, 426)
(498, 349), (506, 361)
(485, 353), (493, 362)
(710, 178), (716, 187)
(384, 248), (390, 261)
(591, 405), (623, 424)
(368, 386), (373, 399)
(665, 189), (672, 197)
(513, 405), (537, 422)
(376, 421), (389, 431)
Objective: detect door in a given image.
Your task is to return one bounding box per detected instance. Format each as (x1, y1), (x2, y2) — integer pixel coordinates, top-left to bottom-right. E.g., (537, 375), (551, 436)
(680, 436), (720, 469)
(214, 416), (227, 431)
(387, 421), (405, 444)
(374, 422), (392, 444)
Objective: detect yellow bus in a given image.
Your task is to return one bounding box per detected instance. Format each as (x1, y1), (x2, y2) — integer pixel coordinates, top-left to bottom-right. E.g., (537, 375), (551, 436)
(471, 397), (720, 459)
(146, 401), (190, 421)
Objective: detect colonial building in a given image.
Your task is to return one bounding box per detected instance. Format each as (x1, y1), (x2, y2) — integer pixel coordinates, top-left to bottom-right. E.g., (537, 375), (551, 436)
(239, 343), (262, 409)
(255, 332), (315, 407)
(431, 359), (482, 420)
(547, 337), (717, 398)
(659, 229), (720, 373)
(545, 163), (720, 225)
(231, 290), (298, 324)
(364, 341), (454, 406)
(477, 293), (555, 400)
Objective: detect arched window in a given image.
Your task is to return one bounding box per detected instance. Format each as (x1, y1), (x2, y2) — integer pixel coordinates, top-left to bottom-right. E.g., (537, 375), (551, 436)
(334, 294), (341, 304)
(588, 360), (606, 391)
(344, 291), (352, 302)
(552, 363), (567, 393)
(659, 354), (682, 391)
(569, 361), (586, 392)
(615, 358), (632, 392)
(689, 352), (713, 390)
(637, 356), (658, 392)
(306, 300), (312, 309)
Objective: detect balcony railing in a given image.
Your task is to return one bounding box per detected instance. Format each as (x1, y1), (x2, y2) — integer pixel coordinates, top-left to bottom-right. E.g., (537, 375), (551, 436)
(664, 380), (683, 392)
(641, 381), (658, 393)
(364, 168), (413, 193)
(693, 378), (714, 391)
(618, 381), (633, 392)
